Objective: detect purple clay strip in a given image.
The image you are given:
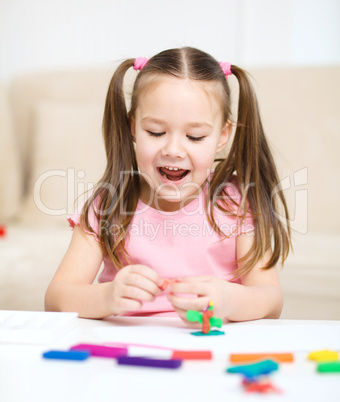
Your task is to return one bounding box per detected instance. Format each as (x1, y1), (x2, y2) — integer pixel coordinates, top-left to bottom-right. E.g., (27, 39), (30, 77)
(117, 356), (182, 369)
(70, 343), (127, 358)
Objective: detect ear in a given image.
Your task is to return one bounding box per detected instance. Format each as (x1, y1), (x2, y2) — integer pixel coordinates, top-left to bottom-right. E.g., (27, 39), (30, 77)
(216, 121), (232, 153)
(130, 116), (136, 142)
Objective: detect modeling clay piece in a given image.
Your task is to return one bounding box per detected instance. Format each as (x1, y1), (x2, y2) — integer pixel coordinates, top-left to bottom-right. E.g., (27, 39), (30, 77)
(105, 343), (212, 360)
(226, 359), (279, 378)
(117, 356), (182, 369)
(70, 343), (127, 358)
(317, 361), (340, 373)
(308, 350), (339, 362)
(186, 301), (224, 335)
(227, 359), (281, 394)
(186, 311), (223, 329)
(159, 278), (177, 291)
(202, 303), (213, 333)
(230, 353), (294, 363)
(242, 378), (282, 394)
(43, 350), (90, 361)
(172, 350), (212, 360)
(190, 330), (225, 337)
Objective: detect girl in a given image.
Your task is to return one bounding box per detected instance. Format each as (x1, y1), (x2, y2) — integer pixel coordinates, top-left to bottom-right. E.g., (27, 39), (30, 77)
(45, 47), (291, 322)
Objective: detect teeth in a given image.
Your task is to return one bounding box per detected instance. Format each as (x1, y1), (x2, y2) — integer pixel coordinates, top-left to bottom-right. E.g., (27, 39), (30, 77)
(163, 166), (180, 171)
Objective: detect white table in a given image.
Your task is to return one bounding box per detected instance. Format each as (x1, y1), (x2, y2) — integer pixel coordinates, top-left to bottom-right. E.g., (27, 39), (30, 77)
(1, 316), (340, 402)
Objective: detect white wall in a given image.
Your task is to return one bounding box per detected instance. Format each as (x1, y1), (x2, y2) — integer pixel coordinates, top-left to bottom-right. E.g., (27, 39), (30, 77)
(0, 0), (339, 84)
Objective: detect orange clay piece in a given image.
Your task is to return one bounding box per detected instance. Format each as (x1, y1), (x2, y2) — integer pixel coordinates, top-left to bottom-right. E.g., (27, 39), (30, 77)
(242, 378), (282, 394)
(230, 353), (294, 363)
(159, 278), (178, 291)
(202, 309), (213, 334)
(172, 350), (212, 360)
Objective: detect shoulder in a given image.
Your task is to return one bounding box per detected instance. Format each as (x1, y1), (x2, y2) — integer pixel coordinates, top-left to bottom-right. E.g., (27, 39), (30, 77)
(68, 225), (103, 259)
(67, 189), (102, 242)
(54, 224), (104, 285)
(208, 173), (245, 207)
(208, 173), (254, 235)
(224, 174), (244, 201)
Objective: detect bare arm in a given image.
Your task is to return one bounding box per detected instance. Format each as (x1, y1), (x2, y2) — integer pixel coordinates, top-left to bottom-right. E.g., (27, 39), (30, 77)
(45, 226), (113, 318)
(223, 232), (284, 321)
(45, 226), (162, 319)
(168, 233), (283, 322)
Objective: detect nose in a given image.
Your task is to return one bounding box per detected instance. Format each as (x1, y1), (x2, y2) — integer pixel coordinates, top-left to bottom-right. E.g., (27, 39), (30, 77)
(161, 134), (186, 158)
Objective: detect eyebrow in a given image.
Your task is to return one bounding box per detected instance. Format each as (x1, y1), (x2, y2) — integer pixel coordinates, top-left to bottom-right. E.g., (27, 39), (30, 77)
(141, 117), (166, 125)
(141, 117), (213, 129)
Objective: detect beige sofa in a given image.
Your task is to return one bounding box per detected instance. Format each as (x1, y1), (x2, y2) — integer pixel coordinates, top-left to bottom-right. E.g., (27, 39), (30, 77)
(0, 65), (339, 319)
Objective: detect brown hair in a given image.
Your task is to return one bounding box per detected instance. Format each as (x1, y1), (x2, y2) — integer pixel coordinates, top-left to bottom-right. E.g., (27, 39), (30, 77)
(82, 47), (291, 277)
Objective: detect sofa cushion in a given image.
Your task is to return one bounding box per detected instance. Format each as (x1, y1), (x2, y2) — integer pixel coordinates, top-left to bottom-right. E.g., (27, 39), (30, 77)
(0, 83), (22, 221)
(9, 69), (112, 197)
(252, 67), (340, 232)
(280, 231), (340, 320)
(20, 101), (106, 226)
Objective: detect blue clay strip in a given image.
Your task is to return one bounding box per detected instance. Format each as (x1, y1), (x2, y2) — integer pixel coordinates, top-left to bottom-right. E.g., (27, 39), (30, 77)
(42, 350), (90, 361)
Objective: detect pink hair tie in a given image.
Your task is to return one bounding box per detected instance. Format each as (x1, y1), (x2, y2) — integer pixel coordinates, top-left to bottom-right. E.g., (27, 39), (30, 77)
(133, 57), (148, 71)
(219, 61), (232, 78)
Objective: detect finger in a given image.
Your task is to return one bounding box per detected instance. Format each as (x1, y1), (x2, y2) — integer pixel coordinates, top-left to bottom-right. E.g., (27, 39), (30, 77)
(173, 306), (186, 316)
(128, 265), (162, 285)
(159, 278), (178, 291)
(168, 293), (209, 312)
(116, 297), (142, 314)
(173, 307), (188, 322)
(123, 284), (157, 302)
(125, 273), (162, 296)
(173, 307), (203, 328)
(170, 280), (209, 295)
(176, 276), (211, 283)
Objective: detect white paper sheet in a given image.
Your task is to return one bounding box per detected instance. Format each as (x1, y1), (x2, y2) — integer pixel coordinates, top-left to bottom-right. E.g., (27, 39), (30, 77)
(0, 310), (78, 344)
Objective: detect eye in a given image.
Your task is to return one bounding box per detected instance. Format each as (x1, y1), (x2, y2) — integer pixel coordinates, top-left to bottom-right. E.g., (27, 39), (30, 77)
(187, 135), (205, 142)
(147, 130), (166, 137)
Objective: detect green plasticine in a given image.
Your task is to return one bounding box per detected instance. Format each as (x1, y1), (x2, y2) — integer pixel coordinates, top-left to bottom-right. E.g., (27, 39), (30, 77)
(186, 311), (223, 328)
(186, 310), (202, 323)
(186, 304), (223, 335)
(317, 361), (340, 373)
(209, 317), (223, 328)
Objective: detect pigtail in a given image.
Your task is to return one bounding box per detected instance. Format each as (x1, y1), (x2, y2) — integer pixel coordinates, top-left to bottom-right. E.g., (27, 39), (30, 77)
(82, 59), (139, 267)
(212, 66), (291, 278)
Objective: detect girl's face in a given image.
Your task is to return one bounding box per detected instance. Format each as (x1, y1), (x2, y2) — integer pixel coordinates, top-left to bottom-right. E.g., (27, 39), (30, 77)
(131, 77), (231, 211)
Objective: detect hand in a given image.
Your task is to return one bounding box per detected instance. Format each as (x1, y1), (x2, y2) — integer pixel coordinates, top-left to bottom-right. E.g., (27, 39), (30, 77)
(105, 264), (162, 316)
(167, 276), (233, 324)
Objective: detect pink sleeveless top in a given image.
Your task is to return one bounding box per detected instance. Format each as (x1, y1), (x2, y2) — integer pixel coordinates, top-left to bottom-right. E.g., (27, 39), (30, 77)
(67, 176), (254, 316)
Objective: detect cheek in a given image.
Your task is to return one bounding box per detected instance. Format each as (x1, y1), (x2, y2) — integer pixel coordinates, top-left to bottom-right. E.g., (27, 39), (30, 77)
(135, 140), (156, 167)
(192, 144), (218, 170)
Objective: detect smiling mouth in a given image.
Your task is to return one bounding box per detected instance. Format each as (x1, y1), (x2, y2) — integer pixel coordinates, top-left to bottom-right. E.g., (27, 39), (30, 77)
(158, 166), (190, 182)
